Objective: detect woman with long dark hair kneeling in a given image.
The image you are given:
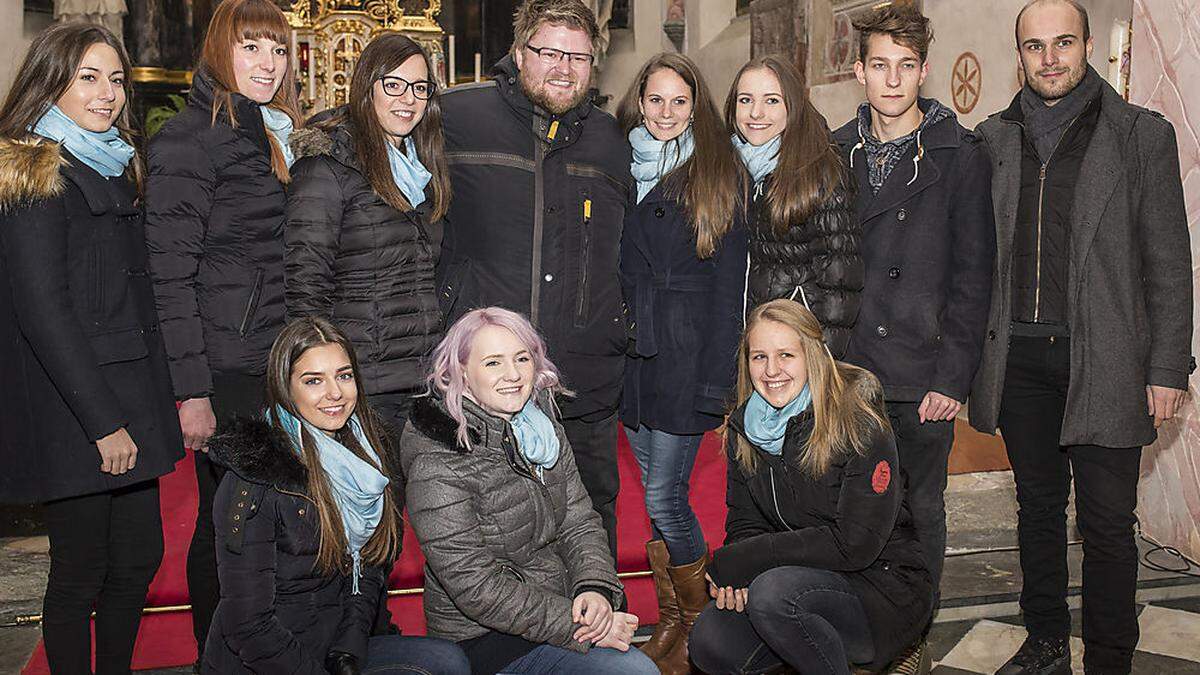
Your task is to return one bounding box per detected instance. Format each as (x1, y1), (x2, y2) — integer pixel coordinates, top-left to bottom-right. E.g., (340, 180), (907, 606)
(203, 317), (468, 674)
(402, 307), (658, 675)
(689, 299), (933, 674)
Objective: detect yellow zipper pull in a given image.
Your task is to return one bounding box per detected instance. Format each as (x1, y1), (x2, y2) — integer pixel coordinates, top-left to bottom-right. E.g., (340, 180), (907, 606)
(547, 120), (559, 140)
(583, 198), (592, 222)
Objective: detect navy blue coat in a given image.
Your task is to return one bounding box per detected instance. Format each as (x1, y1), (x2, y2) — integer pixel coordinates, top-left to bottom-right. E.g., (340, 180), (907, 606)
(619, 182), (749, 435)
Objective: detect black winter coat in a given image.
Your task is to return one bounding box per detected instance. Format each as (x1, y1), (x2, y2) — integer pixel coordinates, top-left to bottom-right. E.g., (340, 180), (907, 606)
(620, 182), (748, 434)
(203, 418), (393, 674)
(145, 70), (287, 400)
(285, 122), (444, 397)
(833, 109), (995, 402)
(709, 375), (932, 671)
(0, 139), (183, 503)
(437, 57), (633, 418)
(745, 173), (863, 358)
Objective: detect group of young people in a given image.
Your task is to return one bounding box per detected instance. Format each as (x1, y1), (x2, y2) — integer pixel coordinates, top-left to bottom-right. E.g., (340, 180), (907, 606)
(0, 0), (1191, 673)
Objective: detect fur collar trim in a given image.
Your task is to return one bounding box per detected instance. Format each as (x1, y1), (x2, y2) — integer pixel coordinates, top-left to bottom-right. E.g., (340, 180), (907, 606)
(408, 395), (486, 449)
(0, 138), (66, 212)
(290, 125), (337, 161)
(206, 417), (309, 493)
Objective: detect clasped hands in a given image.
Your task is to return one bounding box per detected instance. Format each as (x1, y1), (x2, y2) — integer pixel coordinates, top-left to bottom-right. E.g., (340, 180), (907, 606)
(572, 591), (639, 650)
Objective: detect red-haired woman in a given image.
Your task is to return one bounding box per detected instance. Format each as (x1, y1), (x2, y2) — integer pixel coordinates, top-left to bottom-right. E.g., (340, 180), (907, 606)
(143, 0), (299, 657)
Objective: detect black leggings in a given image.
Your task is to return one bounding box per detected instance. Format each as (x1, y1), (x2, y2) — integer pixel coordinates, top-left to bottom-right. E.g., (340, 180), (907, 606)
(42, 480), (163, 674)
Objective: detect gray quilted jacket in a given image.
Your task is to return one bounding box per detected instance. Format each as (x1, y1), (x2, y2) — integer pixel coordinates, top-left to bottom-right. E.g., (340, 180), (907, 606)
(400, 393), (623, 651)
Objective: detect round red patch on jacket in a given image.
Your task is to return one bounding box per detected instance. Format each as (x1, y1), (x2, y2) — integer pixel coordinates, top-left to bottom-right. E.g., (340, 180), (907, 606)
(872, 461), (891, 494)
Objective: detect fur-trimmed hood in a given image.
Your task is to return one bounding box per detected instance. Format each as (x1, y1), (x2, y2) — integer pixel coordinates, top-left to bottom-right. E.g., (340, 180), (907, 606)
(206, 417), (309, 494)
(0, 137), (66, 212)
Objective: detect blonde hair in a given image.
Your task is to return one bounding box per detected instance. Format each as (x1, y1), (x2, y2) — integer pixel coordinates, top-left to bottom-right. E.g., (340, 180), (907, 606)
(510, 0), (601, 57)
(732, 299), (889, 476)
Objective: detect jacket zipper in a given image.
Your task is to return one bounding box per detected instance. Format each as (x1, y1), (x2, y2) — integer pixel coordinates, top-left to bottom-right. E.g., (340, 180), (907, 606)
(239, 269), (265, 338)
(530, 119), (548, 326)
(575, 192), (592, 327)
(1033, 115), (1080, 322)
(768, 467), (793, 531)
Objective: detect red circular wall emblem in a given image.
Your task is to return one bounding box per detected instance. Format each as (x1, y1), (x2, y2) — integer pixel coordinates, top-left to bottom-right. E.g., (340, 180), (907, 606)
(872, 461), (891, 494)
(951, 51), (982, 114)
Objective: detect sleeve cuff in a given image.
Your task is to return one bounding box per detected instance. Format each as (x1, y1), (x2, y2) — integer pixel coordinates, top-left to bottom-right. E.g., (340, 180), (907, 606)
(1148, 365), (1190, 391)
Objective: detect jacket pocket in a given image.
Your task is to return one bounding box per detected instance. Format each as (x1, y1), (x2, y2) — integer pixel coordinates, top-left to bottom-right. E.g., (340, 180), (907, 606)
(87, 244), (104, 315)
(239, 269), (265, 338)
(438, 258), (474, 321)
(574, 187), (593, 329)
(89, 328), (149, 365)
(499, 563), (526, 583)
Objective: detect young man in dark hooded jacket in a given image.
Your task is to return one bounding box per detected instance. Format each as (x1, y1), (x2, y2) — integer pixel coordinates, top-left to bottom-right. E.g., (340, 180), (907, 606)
(436, 0), (633, 558)
(831, 5), (995, 668)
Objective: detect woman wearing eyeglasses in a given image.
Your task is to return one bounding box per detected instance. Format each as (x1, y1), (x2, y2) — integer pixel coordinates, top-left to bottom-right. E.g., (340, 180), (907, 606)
(286, 32), (450, 443)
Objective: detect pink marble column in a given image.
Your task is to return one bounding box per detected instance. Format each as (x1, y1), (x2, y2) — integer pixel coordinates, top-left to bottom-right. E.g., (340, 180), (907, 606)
(1129, 0), (1200, 564)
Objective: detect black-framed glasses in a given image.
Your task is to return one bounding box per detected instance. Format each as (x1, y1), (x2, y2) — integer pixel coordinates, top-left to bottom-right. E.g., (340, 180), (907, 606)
(377, 76), (436, 100)
(525, 44), (594, 67)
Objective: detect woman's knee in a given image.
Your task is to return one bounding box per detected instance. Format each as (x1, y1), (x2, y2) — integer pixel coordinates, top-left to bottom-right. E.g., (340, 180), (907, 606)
(689, 605), (742, 673)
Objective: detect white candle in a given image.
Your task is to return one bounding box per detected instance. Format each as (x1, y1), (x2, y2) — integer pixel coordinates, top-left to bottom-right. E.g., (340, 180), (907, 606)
(474, 52), (482, 82)
(448, 34), (456, 85)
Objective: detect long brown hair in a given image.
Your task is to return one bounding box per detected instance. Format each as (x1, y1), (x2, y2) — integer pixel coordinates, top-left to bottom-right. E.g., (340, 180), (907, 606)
(265, 317), (401, 574)
(199, 0), (300, 182)
(0, 22), (144, 191)
(732, 299), (889, 476)
(725, 57), (844, 235)
(617, 52), (744, 259)
(314, 33), (450, 222)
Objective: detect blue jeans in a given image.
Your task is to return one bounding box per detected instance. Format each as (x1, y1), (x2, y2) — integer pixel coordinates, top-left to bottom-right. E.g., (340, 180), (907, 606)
(689, 566), (874, 675)
(365, 635), (471, 674)
(625, 425), (707, 564)
(498, 644), (658, 674)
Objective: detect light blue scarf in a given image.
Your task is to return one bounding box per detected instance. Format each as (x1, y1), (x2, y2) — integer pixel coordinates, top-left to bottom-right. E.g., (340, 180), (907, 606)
(386, 136), (432, 210)
(629, 125), (694, 203)
(32, 105), (134, 178)
(732, 132), (781, 185)
(273, 405), (389, 594)
(260, 106), (295, 168)
(743, 385), (812, 456)
(509, 397), (560, 479)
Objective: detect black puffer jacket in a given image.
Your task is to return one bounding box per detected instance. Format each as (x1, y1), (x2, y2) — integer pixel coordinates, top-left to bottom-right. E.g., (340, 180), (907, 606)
(745, 174), (862, 357)
(710, 371), (932, 671)
(202, 418), (394, 674)
(285, 122), (443, 397)
(437, 56), (633, 418)
(145, 69), (287, 399)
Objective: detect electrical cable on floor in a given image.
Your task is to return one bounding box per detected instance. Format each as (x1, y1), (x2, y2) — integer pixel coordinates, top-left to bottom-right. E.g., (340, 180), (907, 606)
(1137, 520), (1200, 578)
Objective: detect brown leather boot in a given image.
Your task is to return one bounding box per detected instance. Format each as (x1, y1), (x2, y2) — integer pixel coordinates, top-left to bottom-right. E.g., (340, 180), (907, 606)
(639, 540), (681, 661)
(655, 553), (709, 675)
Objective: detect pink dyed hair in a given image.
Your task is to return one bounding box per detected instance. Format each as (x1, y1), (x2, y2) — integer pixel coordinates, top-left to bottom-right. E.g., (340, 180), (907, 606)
(428, 307), (566, 449)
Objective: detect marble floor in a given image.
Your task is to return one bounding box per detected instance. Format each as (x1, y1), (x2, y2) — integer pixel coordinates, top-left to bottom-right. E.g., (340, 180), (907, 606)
(3, 470), (1199, 673)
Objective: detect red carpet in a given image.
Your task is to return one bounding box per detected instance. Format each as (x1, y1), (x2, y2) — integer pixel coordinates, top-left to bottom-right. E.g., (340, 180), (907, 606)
(22, 427), (729, 672)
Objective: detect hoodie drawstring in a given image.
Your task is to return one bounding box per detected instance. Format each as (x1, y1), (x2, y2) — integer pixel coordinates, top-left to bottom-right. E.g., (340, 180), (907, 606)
(906, 129), (925, 186)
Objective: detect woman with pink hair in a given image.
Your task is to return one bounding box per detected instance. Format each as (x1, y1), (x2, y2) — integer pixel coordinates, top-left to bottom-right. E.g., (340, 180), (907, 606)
(400, 307), (657, 675)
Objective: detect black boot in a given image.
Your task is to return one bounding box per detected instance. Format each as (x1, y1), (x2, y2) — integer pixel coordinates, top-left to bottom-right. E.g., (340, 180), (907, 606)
(996, 635), (1071, 675)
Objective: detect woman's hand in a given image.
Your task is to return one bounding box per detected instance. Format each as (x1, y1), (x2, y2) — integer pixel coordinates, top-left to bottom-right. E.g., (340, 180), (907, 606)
(593, 611), (639, 651)
(179, 397), (217, 451)
(706, 572), (747, 612)
(572, 591), (614, 643)
(96, 428), (138, 475)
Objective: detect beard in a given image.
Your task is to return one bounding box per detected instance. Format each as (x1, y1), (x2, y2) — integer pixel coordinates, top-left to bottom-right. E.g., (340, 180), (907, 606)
(520, 69), (591, 115)
(1024, 59), (1088, 102)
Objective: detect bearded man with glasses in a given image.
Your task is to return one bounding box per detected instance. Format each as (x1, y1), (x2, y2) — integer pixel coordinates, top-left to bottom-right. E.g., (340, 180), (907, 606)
(436, 0), (634, 561)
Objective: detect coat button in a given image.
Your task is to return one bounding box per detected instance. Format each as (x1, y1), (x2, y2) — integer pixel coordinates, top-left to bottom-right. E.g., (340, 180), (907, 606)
(876, 325), (889, 338)
(298, 509), (305, 516)
(544, 274), (554, 282)
(888, 267), (900, 279)
(654, 207), (665, 218)
(896, 209), (907, 221)
(988, 330), (996, 341)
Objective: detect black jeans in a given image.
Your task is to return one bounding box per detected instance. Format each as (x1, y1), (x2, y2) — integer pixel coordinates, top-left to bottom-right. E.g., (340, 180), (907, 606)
(998, 336), (1141, 672)
(690, 566), (874, 674)
(187, 373), (263, 655)
(886, 401), (955, 593)
(561, 411), (620, 563)
(43, 480), (163, 674)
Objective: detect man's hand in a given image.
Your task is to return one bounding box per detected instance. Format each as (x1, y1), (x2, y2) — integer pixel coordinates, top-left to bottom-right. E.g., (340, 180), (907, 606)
(918, 391), (962, 423)
(572, 591), (614, 643)
(96, 428), (138, 475)
(179, 397), (217, 451)
(1146, 385), (1186, 428)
